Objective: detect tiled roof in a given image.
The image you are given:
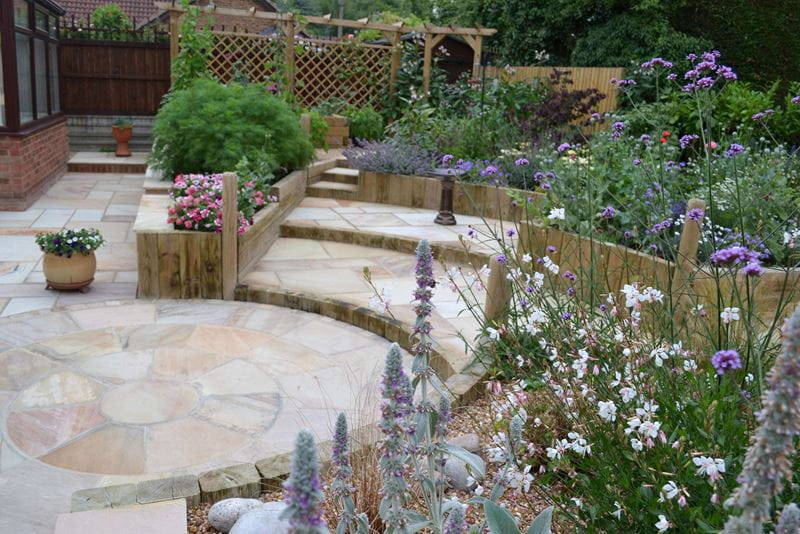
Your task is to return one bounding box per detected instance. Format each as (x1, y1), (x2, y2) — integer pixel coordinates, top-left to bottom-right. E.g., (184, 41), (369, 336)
(58, 0), (161, 25)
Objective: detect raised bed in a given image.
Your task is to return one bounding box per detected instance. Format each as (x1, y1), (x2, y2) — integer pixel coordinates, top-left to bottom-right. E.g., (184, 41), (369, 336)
(134, 158), (334, 299)
(356, 171), (538, 221)
(518, 220), (800, 322)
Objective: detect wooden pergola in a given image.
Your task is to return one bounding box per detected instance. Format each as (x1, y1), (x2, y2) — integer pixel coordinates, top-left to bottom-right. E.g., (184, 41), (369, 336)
(155, 2), (496, 99)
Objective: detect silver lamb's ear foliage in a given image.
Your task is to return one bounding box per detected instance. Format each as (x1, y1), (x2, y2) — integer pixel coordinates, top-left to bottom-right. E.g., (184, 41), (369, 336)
(443, 505), (467, 534)
(281, 429), (330, 534)
(777, 503), (800, 534)
(331, 413), (369, 534)
(436, 396), (452, 440)
(723, 307), (800, 533)
(379, 344), (414, 534)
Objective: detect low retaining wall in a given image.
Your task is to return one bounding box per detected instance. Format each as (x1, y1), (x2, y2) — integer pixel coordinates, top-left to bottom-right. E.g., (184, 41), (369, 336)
(519, 221), (800, 322)
(134, 159), (333, 299)
(357, 171), (538, 221)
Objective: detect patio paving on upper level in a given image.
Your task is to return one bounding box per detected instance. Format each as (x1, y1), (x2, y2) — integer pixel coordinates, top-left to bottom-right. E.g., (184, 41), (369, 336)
(0, 172), (144, 316)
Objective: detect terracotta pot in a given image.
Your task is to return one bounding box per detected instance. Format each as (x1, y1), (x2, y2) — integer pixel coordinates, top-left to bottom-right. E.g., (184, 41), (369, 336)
(43, 251), (97, 291)
(112, 125), (133, 157)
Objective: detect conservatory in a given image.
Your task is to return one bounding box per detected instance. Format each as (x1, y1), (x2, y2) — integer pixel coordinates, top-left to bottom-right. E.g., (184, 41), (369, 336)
(0, 0), (69, 210)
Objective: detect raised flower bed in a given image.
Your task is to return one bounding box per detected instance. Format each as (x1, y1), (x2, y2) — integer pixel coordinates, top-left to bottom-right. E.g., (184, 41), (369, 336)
(134, 158), (338, 300)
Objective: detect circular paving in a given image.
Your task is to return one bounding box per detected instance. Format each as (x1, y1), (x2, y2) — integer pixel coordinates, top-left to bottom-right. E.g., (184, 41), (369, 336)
(0, 300), (403, 476)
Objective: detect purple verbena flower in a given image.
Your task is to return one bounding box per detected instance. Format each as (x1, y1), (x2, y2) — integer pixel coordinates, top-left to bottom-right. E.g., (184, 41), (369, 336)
(640, 134), (652, 145)
(724, 143), (745, 158)
(633, 158), (642, 166)
(557, 143), (571, 153)
(641, 57), (673, 70)
(480, 165), (499, 176)
(666, 73), (677, 81)
(496, 254), (507, 265)
(563, 271), (577, 281)
(441, 154), (454, 165)
(792, 95), (800, 105)
(680, 134), (700, 149)
(601, 206), (616, 218)
(711, 349), (742, 375)
(687, 208), (705, 222)
(515, 157), (530, 166)
(752, 109), (774, 122)
(506, 228), (516, 238)
(742, 262), (764, 277)
(710, 246), (761, 266)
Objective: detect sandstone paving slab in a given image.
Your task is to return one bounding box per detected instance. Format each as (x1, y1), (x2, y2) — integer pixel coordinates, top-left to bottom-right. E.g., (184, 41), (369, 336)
(0, 300), (410, 532)
(56, 499), (187, 534)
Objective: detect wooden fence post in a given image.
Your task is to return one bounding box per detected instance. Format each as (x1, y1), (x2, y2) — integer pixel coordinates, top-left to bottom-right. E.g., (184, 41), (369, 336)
(222, 172), (238, 300)
(283, 17), (296, 94)
(388, 30), (401, 102)
(471, 34), (482, 78)
(671, 198), (705, 320)
(485, 255), (512, 327)
(168, 9), (180, 84)
(421, 32), (445, 99)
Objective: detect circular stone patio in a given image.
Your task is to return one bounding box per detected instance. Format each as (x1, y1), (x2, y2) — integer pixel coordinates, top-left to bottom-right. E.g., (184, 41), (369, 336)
(0, 300), (404, 476)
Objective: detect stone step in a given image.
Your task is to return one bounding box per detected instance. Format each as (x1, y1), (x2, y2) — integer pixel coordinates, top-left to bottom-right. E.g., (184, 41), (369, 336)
(321, 167), (359, 184)
(306, 180), (359, 200)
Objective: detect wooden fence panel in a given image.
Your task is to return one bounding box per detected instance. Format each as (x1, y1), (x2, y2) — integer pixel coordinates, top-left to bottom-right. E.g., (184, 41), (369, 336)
(483, 66), (624, 115)
(59, 40), (170, 115)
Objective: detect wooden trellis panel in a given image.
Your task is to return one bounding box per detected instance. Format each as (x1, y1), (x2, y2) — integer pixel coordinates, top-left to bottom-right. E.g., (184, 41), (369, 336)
(206, 31), (391, 108)
(294, 38), (392, 108)
(208, 31), (283, 84)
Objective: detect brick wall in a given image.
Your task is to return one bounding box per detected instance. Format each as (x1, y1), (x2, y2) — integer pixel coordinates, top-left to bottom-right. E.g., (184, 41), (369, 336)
(0, 118), (70, 211)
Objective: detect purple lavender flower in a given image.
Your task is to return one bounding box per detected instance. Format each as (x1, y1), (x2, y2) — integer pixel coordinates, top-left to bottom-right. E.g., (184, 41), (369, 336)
(282, 430), (328, 532)
(601, 206), (616, 218)
(712, 349), (742, 375)
(680, 134), (700, 149)
(710, 246), (761, 266)
(557, 143), (571, 153)
(515, 157), (530, 166)
(752, 109), (774, 122)
(496, 254), (507, 265)
(742, 263), (764, 277)
(687, 208), (705, 222)
(641, 57), (673, 69)
(724, 143), (745, 158)
(480, 165), (499, 176)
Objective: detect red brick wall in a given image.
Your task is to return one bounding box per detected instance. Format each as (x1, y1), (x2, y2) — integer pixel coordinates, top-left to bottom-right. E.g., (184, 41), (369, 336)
(0, 119), (70, 211)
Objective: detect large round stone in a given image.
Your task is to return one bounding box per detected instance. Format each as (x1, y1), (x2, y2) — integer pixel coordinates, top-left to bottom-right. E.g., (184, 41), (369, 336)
(100, 380), (199, 424)
(208, 498), (265, 533)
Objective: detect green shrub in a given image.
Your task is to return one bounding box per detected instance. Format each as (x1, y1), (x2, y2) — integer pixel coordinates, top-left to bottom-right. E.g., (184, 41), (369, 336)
(345, 106), (384, 141)
(151, 79), (313, 180)
(307, 110), (329, 149)
(91, 3), (131, 32)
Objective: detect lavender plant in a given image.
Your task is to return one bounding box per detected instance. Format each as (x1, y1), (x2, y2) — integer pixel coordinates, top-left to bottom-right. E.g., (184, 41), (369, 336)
(331, 413), (369, 534)
(343, 138), (436, 176)
(282, 429), (329, 534)
(722, 306), (800, 533)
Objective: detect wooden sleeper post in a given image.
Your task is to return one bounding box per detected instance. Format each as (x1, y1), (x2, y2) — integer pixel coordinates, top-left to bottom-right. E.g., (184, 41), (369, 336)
(221, 172), (238, 300)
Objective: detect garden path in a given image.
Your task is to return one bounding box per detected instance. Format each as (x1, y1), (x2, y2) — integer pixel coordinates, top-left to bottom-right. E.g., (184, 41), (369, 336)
(0, 171), (143, 316)
(0, 299), (408, 533)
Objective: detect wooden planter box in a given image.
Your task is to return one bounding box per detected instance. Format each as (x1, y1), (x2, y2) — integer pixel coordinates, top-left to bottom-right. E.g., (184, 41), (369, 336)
(358, 171), (540, 221)
(518, 221), (800, 321)
(134, 162), (324, 300)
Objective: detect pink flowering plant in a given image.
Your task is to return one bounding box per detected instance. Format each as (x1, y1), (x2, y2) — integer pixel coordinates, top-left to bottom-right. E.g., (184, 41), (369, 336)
(167, 171), (275, 234)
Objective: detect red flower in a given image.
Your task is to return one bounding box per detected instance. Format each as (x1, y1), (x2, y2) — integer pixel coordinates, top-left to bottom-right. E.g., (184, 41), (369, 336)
(662, 131), (671, 137)
(660, 137), (668, 144)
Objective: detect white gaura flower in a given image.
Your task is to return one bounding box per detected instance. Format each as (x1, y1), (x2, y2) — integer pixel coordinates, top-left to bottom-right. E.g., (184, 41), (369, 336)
(619, 386), (637, 403)
(693, 456), (725, 482)
(720, 306), (740, 324)
(630, 438), (644, 451)
(542, 256), (560, 275)
(568, 432), (591, 456)
(650, 347), (668, 367)
(621, 284), (640, 307)
(660, 480), (679, 502)
(522, 253), (532, 263)
(546, 439), (569, 460)
(598, 400), (617, 422)
(655, 514), (670, 532)
(486, 327), (501, 341)
(683, 359), (698, 372)
(529, 307), (547, 324)
(479, 264), (491, 278)
(612, 501), (624, 520)
(547, 207), (565, 220)
(571, 497), (583, 509)
(638, 420), (661, 439)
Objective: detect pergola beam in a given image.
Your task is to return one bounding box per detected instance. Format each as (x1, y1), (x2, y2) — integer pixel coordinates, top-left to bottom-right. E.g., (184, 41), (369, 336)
(154, 2), (496, 36)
